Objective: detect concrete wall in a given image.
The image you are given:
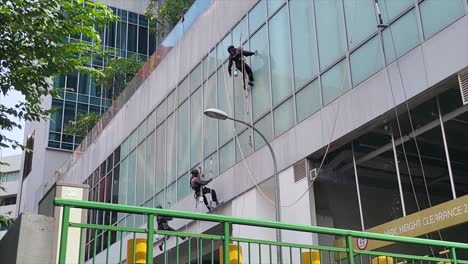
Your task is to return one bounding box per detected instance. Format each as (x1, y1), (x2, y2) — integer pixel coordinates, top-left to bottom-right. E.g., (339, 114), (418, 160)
(0, 213), (55, 264)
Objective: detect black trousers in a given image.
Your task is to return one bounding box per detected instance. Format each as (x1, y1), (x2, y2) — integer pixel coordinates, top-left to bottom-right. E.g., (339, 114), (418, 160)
(196, 187), (218, 208)
(235, 62), (254, 82)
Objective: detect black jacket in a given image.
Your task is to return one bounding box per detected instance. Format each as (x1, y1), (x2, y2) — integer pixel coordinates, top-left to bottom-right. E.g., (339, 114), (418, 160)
(228, 48), (255, 75)
(157, 215), (173, 229)
(190, 175), (212, 190)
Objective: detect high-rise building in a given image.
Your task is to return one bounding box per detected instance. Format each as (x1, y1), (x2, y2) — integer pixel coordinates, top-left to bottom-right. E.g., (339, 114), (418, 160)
(20, 0), (468, 262)
(0, 154), (20, 239)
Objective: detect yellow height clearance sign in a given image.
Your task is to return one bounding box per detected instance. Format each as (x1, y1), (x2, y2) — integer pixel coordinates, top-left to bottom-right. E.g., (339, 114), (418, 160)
(334, 195), (468, 252)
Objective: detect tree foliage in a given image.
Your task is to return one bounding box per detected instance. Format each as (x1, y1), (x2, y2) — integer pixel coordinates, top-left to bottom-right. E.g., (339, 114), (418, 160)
(145, 0), (194, 37)
(96, 55), (144, 96)
(0, 0), (116, 150)
(63, 112), (102, 137)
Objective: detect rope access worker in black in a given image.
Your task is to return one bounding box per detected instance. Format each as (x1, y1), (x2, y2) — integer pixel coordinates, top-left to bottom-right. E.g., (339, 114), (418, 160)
(227, 45), (257, 87)
(190, 168), (220, 212)
(156, 205), (185, 251)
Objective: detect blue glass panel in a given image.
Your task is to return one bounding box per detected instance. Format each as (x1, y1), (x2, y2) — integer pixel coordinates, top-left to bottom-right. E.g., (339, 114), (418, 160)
(322, 59), (350, 105)
(350, 36), (383, 86)
(420, 0), (465, 39)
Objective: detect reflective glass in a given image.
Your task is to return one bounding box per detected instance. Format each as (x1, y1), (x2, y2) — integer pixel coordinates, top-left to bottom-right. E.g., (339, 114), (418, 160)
(232, 17), (248, 46)
(236, 129), (253, 162)
(156, 99), (166, 126)
(290, 0), (318, 89)
(296, 80), (321, 122)
(274, 98), (294, 136)
(178, 77), (189, 104)
(167, 181), (177, 207)
(218, 68), (234, 145)
(204, 76), (218, 156)
(249, 0), (266, 32)
(380, 0), (414, 23)
(269, 7), (293, 106)
(204, 151), (219, 178)
(254, 113), (273, 150)
(127, 24), (137, 52)
(382, 9), (420, 64)
(233, 58), (250, 131)
(204, 49), (216, 78)
(177, 101), (190, 175)
(250, 26), (271, 120)
(138, 27), (148, 54)
(127, 150), (136, 205)
(155, 124), (166, 193)
(177, 173), (189, 201)
(419, 0), (465, 39)
(268, 0), (285, 15)
(166, 113), (177, 186)
(322, 59), (350, 105)
(147, 110), (156, 133)
(191, 88), (203, 167)
(344, 0), (377, 48)
(136, 142), (145, 206)
(217, 33), (232, 66)
(167, 90), (176, 113)
(219, 140), (235, 173)
(316, 0), (346, 70)
(350, 36), (383, 86)
(145, 132), (155, 201)
(190, 63), (202, 91)
(118, 157), (128, 205)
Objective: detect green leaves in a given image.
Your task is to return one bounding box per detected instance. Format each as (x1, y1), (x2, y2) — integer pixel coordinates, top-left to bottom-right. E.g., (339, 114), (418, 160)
(63, 112), (102, 137)
(0, 0), (116, 150)
(145, 0), (194, 37)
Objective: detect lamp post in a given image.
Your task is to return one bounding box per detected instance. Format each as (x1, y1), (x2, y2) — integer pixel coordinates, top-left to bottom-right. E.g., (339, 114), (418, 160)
(204, 108), (282, 255)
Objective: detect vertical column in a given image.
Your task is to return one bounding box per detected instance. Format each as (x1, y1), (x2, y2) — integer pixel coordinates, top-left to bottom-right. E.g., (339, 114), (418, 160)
(437, 97), (456, 199)
(352, 143), (365, 231)
(390, 129), (407, 216)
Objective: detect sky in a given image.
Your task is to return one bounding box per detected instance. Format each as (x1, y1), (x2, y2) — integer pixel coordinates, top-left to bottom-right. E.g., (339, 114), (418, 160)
(0, 90), (25, 157)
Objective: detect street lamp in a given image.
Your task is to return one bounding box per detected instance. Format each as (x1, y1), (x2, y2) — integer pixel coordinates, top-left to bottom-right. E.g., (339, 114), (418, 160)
(203, 108), (282, 245)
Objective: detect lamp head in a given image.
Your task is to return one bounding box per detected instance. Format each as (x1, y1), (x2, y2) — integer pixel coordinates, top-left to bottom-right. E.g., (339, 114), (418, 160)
(203, 108), (229, 120)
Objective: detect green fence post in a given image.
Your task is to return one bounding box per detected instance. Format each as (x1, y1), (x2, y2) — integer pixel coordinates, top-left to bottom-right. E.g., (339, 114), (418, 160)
(58, 205), (71, 264)
(346, 236), (355, 264)
(147, 214), (155, 264)
(224, 222), (230, 264)
(450, 247), (458, 264)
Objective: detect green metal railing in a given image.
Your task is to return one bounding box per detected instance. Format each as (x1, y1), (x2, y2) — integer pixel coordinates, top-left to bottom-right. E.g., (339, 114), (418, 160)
(55, 198), (468, 264)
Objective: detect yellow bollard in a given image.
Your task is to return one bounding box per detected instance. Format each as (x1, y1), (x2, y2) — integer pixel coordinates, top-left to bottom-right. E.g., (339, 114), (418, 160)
(219, 244), (243, 264)
(301, 250), (321, 264)
(127, 238), (147, 264)
(372, 256), (394, 264)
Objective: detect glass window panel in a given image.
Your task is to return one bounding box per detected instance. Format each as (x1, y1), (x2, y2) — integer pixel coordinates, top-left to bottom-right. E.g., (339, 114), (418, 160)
(296, 80), (321, 122)
(204, 76), (218, 156)
(236, 129), (254, 162)
(177, 101), (190, 175)
(350, 36), (383, 86)
(128, 12), (138, 24)
(136, 142), (145, 206)
(274, 98), (294, 136)
(316, 0), (346, 70)
(217, 33), (232, 66)
(344, 0), (377, 49)
(204, 151), (219, 178)
(156, 99), (167, 126)
(128, 129), (137, 151)
(191, 88), (203, 167)
(127, 150), (136, 205)
(382, 9), (420, 64)
(232, 17), (248, 46)
(217, 67), (234, 145)
(250, 26), (271, 120)
(63, 101), (76, 134)
(147, 110), (156, 133)
(167, 90), (176, 113)
(66, 72), (78, 91)
(254, 113), (273, 151)
(419, 0), (465, 39)
(190, 63), (202, 91)
(219, 140), (235, 173)
(50, 99), (63, 132)
(117, 22), (127, 50)
(178, 77), (189, 104)
(249, 0), (266, 32)
(138, 27), (148, 55)
(145, 132), (155, 201)
(167, 181), (177, 207)
(322, 59), (350, 105)
(233, 60), (249, 130)
(78, 73), (89, 95)
(204, 49), (216, 78)
(138, 120), (147, 143)
(268, 0), (285, 15)
(290, 0), (318, 89)
(154, 191), (165, 208)
(177, 173), (189, 201)
(155, 124), (166, 193)
(380, 0), (414, 23)
(166, 113), (177, 186)
(127, 24), (137, 53)
(269, 7), (293, 105)
(118, 158), (128, 206)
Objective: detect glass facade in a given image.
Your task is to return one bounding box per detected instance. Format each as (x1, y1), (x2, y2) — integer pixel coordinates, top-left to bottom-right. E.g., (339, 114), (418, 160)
(82, 0), (466, 232)
(49, 7), (156, 150)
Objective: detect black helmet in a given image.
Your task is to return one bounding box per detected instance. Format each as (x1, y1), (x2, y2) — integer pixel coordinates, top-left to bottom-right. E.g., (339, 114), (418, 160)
(227, 45), (235, 52)
(191, 168), (199, 176)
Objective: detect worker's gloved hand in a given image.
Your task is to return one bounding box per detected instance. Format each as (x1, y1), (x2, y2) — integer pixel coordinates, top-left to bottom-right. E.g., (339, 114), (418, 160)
(254, 50), (258, 55)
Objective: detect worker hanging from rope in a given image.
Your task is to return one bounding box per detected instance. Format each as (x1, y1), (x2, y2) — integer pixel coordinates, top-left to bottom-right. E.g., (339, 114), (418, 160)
(227, 45), (257, 87)
(190, 167), (220, 212)
(156, 205), (186, 251)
